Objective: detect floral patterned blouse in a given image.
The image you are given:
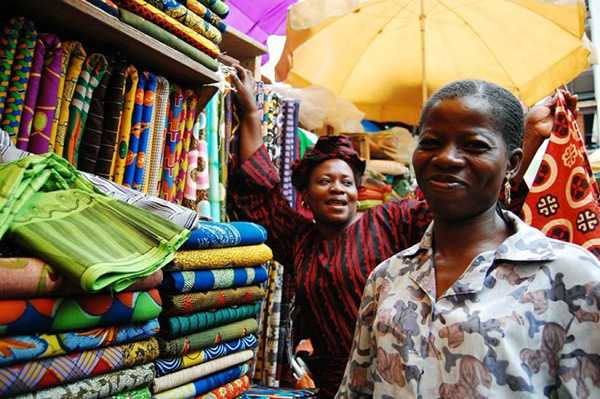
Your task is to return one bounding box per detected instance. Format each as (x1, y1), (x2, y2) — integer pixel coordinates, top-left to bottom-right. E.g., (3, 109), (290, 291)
(336, 212), (600, 399)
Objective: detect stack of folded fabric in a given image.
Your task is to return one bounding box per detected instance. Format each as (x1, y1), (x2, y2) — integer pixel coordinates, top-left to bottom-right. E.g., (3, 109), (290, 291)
(152, 221), (272, 399)
(114, 0), (229, 72)
(0, 257), (164, 398)
(358, 177), (393, 211)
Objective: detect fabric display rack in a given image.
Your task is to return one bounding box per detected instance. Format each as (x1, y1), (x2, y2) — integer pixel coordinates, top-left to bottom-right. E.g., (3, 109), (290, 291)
(0, 0), (316, 398)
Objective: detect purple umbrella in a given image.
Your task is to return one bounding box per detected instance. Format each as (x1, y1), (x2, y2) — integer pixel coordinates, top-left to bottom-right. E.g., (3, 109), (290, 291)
(226, 0), (296, 63)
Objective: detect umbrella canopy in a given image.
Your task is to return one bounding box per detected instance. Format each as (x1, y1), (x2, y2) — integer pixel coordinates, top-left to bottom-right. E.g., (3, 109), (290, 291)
(275, 0), (593, 125)
(226, 0), (297, 63)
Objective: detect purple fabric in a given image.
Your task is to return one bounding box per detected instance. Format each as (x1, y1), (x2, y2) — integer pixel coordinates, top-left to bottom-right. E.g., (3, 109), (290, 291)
(225, 0), (295, 64)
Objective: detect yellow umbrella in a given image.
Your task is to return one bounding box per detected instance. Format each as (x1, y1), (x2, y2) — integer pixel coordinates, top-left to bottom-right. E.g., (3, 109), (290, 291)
(275, 0), (593, 125)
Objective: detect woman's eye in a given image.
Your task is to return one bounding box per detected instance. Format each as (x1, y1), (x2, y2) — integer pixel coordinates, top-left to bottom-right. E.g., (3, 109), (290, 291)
(464, 141), (490, 151)
(319, 178), (331, 185)
(418, 138), (439, 148)
(343, 180), (353, 187)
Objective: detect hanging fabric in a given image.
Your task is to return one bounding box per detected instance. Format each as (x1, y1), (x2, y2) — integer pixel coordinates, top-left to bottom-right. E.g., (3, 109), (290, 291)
(182, 113), (200, 209)
(175, 90), (197, 204)
(206, 93), (220, 220)
(160, 85), (185, 202)
(95, 58), (128, 178)
(196, 110), (211, 217)
(63, 53), (109, 165)
(112, 64), (139, 183)
(132, 71), (157, 191)
(122, 71), (146, 187)
(77, 57), (115, 171)
(522, 89), (600, 257)
(26, 34), (63, 154)
(146, 76), (170, 196)
(0, 18), (37, 143)
(53, 41), (87, 157)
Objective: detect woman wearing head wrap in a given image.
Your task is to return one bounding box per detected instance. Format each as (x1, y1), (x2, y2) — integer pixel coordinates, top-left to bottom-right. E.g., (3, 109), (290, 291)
(229, 67), (574, 397)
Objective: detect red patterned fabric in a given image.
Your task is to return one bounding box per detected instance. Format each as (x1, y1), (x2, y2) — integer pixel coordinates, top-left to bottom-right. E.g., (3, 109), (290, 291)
(522, 89), (600, 257)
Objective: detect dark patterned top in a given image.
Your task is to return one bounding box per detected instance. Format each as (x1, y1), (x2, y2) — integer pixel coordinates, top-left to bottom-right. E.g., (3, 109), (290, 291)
(336, 212), (600, 399)
(228, 146), (432, 396)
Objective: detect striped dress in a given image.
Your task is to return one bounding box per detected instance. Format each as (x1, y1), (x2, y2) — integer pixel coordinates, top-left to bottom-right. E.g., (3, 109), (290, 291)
(228, 146), (432, 397)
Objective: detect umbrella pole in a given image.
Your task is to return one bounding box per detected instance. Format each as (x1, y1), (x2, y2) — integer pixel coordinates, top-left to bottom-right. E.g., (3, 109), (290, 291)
(420, 0), (426, 106)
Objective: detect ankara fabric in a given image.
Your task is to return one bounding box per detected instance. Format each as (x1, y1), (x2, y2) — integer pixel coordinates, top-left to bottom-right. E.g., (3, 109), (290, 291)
(0, 154), (189, 292)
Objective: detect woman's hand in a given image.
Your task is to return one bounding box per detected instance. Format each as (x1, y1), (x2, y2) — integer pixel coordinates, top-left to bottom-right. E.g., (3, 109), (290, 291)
(525, 90), (578, 141)
(231, 65), (263, 163)
(231, 65), (259, 118)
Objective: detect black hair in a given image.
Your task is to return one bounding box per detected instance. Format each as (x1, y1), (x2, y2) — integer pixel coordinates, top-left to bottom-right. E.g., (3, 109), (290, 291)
(418, 80), (524, 152)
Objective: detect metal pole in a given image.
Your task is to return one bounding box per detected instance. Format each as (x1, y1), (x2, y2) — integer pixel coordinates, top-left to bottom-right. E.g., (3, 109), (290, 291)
(420, 0), (427, 105)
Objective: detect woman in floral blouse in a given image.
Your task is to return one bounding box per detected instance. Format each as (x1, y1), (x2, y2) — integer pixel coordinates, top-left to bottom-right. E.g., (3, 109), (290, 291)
(336, 80), (600, 399)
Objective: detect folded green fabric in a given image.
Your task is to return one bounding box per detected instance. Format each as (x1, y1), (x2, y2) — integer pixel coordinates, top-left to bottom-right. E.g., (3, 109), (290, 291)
(157, 318), (258, 357)
(119, 9), (219, 72)
(0, 154), (190, 292)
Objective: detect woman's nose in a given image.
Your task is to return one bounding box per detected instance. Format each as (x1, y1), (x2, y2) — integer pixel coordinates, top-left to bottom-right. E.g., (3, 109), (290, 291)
(432, 145), (464, 167)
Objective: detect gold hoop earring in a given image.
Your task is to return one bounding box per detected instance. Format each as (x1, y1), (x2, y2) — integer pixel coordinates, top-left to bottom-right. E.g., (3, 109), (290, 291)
(302, 200), (310, 210)
(504, 173), (512, 206)
(356, 200), (361, 208)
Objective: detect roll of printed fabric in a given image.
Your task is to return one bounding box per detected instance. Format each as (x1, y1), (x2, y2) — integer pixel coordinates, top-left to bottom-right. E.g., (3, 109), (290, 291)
(95, 58), (128, 178)
(196, 111), (210, 217)
(162, 286), (265, 316)
(182, 0), (229, 18)
(144, 0), (222, 44)
(64, 53), (109, 165)
(132, 71), (157, 190)
(145, 76), (170, 196)
(53, 41), (86, 157)
(115, 0), (220, 58)
(160, 302), (260, 338)
(157, 318), (258, 357)
(174, 90), (197, 203)
(0, 338), (159, 397)
(0, 318), (159, 366)
(87, 0), (121, 16)
(27, 33), (63, 154)
(118, 9), (219, 71)
(122, 71), (146, 187)
(153, 363), (250, 399)
(165, 244), (273, 271)
(206, 93), (220, 221)
(152, 350), (254, 393)
(111, 64), (138, 183)
(181, 221), (267, 250)
(77, 59), (114, 171)
(10, 363), (155, 399)
(160, 265), (268, 294)
(182, 115), (199, 208)
(198, 375), (250, 399)
(155, 334), (258, 376)
(178, 0), (226, 32)
(160, 85), (185, 202)
(0, 290), (162, 336)
(49, 41), (76, 152)
(0, 18), (37, 142)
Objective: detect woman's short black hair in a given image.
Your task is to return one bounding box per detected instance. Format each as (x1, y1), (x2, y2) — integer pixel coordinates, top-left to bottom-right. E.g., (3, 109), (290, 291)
(419, 80), (524, 151)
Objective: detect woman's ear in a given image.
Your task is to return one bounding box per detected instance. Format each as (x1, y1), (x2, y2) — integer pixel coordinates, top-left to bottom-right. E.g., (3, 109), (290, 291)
(507, 148), (523, 182)
(301, 190), (310, 210)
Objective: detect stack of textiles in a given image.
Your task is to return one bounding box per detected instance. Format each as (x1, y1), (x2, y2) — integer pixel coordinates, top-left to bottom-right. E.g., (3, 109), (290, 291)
(113, 0), (230, 72)
(357, 178), (393, 211)
(0, 257), (164, 398)
(152, 221), (272, 399)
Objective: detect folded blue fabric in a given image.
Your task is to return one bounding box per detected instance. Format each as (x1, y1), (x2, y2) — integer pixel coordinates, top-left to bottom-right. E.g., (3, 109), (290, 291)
(180, 221), (267, 250)
(160, 265), (269, 294)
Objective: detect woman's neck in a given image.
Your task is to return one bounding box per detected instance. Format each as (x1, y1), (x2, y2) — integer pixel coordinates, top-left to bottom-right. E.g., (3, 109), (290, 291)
(432, 208), (513, 299)
(433, 208), (512, 256)
(316, 212), (363, 241)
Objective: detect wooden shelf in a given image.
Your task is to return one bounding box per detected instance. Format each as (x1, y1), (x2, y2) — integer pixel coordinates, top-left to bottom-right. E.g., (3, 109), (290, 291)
(2, 0), (220, 92)
(220, 26), (268, 62)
